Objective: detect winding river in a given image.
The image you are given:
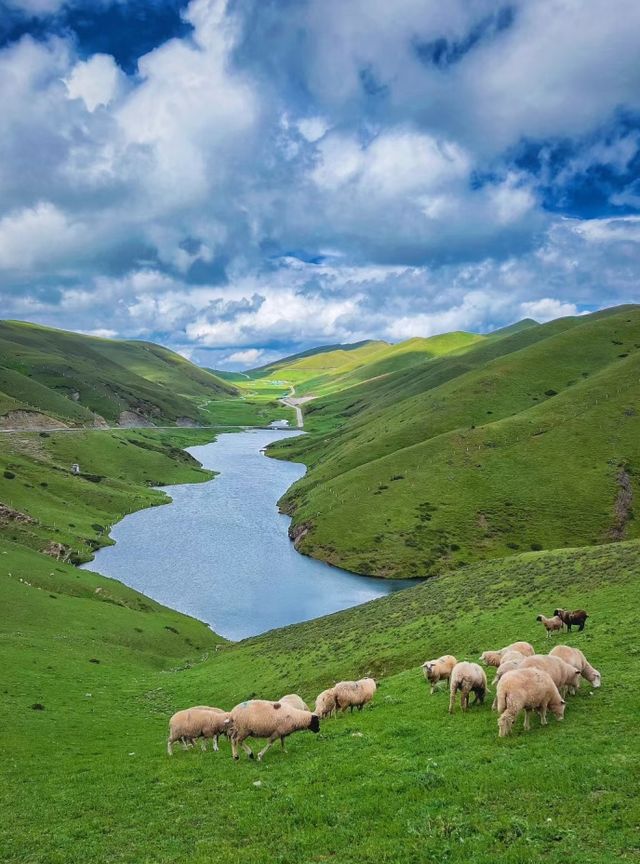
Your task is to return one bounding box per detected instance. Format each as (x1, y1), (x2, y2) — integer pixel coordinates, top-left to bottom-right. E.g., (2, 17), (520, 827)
(84, 429), (413, 640)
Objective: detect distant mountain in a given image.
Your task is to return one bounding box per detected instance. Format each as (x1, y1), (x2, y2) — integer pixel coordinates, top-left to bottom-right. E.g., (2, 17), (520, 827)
(0, 321), (237, 429)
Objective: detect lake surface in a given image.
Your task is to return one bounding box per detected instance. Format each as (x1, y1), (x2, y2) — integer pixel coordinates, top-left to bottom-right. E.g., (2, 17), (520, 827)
(84, 429), (414, 640)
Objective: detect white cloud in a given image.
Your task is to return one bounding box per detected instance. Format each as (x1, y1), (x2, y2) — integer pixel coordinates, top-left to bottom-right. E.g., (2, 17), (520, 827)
(519, 298), (578, 322)
(298, 116), (329, 142)
(226, 348), (265, 365)
(65, 54), (123, 112)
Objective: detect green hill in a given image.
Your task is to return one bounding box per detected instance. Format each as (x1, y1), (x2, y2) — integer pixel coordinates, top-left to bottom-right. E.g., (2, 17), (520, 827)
(269, 306), (640, 577)
(0, 321), (239, 428)
(2, 518), (638, 863)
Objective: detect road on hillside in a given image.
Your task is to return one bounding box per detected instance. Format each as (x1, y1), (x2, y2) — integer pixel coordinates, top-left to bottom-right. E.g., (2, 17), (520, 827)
(279, 385), (316, 429)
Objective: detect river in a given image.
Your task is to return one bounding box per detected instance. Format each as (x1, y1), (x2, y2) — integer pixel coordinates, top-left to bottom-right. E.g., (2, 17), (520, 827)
(83, 429), (414, 640)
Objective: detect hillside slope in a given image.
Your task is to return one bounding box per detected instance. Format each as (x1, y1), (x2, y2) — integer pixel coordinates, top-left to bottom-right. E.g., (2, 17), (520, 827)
(3, 530), (638, 863)
(0, 321), (237, 428)
(270, 306), (640, 577)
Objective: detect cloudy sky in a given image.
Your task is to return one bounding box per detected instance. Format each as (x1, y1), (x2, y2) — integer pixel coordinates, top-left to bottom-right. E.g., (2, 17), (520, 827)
(1, 0), (639, 368)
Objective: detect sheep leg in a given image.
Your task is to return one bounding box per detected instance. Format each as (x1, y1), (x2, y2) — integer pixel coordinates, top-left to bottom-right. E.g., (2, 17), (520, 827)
(213, 735), (219, 752)
(280, 735), (287, 752)
(491, 696), (498, 711)
(538, 704), (548, 725)
(258, 734), (279, 761)
(200, 737), (207, 752)
(167, 737), (173, 756)
(523, 710), (531, 731)
(448, 688), (457, 714)
(461, 687), (470, 711)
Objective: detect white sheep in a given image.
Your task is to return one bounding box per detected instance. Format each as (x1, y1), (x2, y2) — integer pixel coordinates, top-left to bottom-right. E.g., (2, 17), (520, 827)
(421, 654), (458, 694)
(490, 657), (525, 708)
(167, 706), (231, 755)
(226, 699), (320, 761)
(314, 688), (337, 718)
(549, 645), (601, 689)
(480, 641), (535, 667)
(448, 662), (487, 713)
(520, 654), (582, 696)
(333, 678), (377, 713)
(536, 614), (564, 637)
(496, 667), (565, 736)
(279, 694), (310, 711)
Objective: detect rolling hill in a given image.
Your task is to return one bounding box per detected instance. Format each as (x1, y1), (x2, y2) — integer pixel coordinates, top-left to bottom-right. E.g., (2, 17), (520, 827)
(0, 321), (239, 428)
(269, 305), (640, 577)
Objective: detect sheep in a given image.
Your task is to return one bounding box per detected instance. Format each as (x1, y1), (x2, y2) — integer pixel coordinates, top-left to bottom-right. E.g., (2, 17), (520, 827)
(226, 699), (320, 761)
(279, 694), (310, 711)
(536, 614), (565, 637)
(550, 645), (601, 689)
(480, 642), (535, 667)
(448, 662), (487, 713)
(480, 650), (505, 668)
(554, 608), (589, 632)
(421, 655), (458, 694)
(503, 641), (535, 656)
(496, 668), (566, 736)
(167, 706), (231, 755)
(491, 658), (524, 709)
(519, 654), (582, 697)
(314, 688), (337, 718)
(333, 678), (377, 713)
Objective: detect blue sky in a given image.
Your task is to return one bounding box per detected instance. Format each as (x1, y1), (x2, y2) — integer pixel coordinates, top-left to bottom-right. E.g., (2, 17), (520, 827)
(0, 0), (639, 369)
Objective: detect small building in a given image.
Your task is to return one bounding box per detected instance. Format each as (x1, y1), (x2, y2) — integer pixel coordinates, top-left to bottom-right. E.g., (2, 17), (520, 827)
(71, 463), (80, 475)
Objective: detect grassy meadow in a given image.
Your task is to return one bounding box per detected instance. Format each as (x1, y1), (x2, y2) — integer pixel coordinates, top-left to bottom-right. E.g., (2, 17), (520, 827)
(2, 534), (639, 863)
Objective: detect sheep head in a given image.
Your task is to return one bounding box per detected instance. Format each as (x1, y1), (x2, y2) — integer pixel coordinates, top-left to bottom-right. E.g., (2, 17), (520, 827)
(309, 714), (320, 733)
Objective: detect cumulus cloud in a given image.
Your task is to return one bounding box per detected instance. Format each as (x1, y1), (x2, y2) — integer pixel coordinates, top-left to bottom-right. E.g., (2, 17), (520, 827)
(0, 0), (638, 365)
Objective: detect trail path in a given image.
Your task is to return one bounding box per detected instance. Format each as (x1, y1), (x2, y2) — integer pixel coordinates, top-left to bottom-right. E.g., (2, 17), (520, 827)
(279, 385), (316, 429)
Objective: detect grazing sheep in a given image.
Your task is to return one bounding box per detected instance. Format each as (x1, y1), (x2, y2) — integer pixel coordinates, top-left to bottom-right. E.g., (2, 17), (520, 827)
(496, 668), (565, 736)
(421, 655), (458, 694)
(536, 614), (565, 637)
(480, 650), (505, 668)
(314, 688), (337, 718)
(480, 642), (535, 667)
(554, 608), (589, 632)
(448, 662), (487, 713)
(520, 655), (582, 697)
(550, 645), (601, 689)
(503, 641), (535, 656)
(333, 678), (377, 712)
(279, 694), (310, 711)
(491, 659), (524, 709)
(227, 699), (320, 761)
(167, 706), (231, 755)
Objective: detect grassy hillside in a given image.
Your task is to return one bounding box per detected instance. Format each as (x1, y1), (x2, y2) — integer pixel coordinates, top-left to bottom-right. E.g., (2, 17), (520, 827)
(268, 306), (640, 577)
(2, 528), (638, 863)
(235, 331), (490, 398)
(0, 321), (266, 427)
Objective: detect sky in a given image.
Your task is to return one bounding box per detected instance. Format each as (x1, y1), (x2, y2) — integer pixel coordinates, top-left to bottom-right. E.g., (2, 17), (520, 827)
(0, 0), (639, 369)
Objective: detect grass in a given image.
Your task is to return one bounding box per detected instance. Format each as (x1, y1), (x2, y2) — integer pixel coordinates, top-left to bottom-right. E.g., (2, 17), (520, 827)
(269, 306), (640, 577)
(2, 534), (639, 863)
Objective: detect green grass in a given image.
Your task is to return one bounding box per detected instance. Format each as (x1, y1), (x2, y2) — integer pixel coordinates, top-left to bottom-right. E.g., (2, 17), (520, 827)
(2, 534), (639, 863)
(269, 306), (640, 577)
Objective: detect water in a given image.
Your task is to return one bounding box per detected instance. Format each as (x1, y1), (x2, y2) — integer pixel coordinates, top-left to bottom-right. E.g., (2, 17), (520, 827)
(84, 429), (414, 640)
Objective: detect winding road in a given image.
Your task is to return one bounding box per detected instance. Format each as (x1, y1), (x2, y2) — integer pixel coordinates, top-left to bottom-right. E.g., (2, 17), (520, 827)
(279, 386), (316, 429)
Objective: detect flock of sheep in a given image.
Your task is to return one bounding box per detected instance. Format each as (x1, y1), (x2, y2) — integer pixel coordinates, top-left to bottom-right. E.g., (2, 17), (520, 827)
(167, 678), (376, 761)
(167, 608), (600, 758)
(424, 639), (600, 736)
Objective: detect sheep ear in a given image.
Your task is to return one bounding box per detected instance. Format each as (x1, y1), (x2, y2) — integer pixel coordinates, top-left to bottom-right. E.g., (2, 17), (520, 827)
(561, 699), (566, 705)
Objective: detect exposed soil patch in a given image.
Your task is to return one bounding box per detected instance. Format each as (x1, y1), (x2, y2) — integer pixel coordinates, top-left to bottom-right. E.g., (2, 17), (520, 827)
(0, 411), (68, 430)
(118, 411), (155, 428)
(0, 503), (36, 525)
(608, 466), (633, 540)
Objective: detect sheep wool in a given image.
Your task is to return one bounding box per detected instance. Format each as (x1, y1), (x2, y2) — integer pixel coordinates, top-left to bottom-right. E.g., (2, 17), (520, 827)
(449, 662), (487, 713)
(496, 667), (565, 736)
(549, 645), (601, 688)
(279, 694), (310, 712)
(167, 707), (231, 755)
(421, 655), (458, 694)
(333, 678), (377, 713)
(520, 655), (582, 696)
(227, 699), (320, 761)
